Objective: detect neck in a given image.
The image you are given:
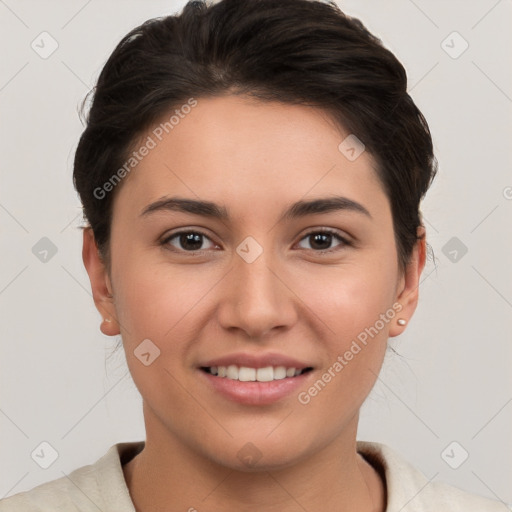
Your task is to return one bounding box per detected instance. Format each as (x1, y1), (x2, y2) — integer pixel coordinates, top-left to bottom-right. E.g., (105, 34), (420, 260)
(123, 407), (385, 512)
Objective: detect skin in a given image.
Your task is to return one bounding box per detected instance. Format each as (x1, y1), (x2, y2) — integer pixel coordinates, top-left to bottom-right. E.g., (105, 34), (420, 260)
(83, 94), (426, 512)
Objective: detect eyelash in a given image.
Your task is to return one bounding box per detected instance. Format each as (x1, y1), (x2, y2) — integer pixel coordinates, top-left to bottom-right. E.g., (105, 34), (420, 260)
(160, 228), (352, 255)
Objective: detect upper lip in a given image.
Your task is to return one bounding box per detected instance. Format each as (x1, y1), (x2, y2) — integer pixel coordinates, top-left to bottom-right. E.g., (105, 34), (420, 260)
(199, 352), (313, 370)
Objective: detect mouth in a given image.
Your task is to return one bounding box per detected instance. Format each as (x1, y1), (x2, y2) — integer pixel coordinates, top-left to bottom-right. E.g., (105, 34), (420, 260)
(200, 365), (314, 382)
(197, 354), (315, 405)
(197, 352), (315, 405)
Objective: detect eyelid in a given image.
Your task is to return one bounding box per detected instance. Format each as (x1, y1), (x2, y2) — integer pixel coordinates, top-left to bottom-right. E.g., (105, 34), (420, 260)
(296, 227), (352, 251)
(300, 226), (351, 240)
(161, 226), (352, 254)
(160, 228), (219, 251)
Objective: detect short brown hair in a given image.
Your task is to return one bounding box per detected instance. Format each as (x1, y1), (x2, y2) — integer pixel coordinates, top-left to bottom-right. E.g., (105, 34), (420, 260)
(73, 0), (437, 274)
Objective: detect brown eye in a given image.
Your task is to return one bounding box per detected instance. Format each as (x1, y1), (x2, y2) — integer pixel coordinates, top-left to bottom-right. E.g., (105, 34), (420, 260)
(297, 229), (350, 252)
(162, 231), (217, 252)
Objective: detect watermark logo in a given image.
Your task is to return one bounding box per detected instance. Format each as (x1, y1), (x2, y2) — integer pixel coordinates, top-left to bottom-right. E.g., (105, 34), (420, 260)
(31, 31), (59, 59)
(236, 236), (264, 264)
(441, 441), (469, 469)
(134, 338), (161, 366)
(442, 236), (468, 263)
(338, 134), (365, 161)
(93, 98), (198, 200)
(298, 302), (403, 405)
(32, 237), (58, 263)
(31, 441), (59, 469)
(441, 31), (469, 60)
(237, 442), (263, 467)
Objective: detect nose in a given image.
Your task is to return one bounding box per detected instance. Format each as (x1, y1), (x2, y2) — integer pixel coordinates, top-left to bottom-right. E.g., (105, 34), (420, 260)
(216, 244), (298, 340)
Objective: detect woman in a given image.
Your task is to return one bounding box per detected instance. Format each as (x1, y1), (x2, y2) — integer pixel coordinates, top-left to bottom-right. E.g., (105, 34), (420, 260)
(0, 0), (506, 510)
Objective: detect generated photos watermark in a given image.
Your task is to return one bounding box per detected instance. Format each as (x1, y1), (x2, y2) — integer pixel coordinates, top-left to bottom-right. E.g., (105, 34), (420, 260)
(93, 98), (198, 200)
(298, 302), (403, 405)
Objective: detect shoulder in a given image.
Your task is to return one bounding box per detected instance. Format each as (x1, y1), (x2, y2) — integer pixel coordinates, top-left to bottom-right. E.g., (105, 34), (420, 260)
(0, 463), (97, 512)
(357, 441), (510, 512)
(0, 442), (143, 512)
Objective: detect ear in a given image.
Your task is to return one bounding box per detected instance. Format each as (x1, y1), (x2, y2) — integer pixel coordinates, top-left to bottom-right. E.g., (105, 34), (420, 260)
(82, 227), (120, 337)
(388, 225), (427, 338)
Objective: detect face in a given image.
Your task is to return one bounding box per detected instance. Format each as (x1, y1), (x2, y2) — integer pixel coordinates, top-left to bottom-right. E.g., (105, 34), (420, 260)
(84, 94), (425, 470)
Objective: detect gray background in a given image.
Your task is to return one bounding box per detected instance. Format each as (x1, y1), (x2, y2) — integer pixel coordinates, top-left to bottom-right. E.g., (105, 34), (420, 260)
(1, 0), (511, 504)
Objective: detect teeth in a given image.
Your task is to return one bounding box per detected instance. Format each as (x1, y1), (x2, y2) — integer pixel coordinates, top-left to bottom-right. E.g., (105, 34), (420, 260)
(205, 365), (308, 382)
(239, 367), (256, 381)
(256, 366), (273, 382)
(273, 366), (287, 380)
(286, 367), (296, 378)
(226, 365), (238, 380)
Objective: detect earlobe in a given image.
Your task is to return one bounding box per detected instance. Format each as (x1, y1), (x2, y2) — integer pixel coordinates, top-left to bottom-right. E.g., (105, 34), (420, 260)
(389, 226), (427, 338)
(82, 228), (120, 336)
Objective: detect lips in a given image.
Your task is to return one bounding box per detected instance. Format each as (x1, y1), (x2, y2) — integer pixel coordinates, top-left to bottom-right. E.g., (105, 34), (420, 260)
(199, 352), (313, 371)
(197, 352), (315, 405)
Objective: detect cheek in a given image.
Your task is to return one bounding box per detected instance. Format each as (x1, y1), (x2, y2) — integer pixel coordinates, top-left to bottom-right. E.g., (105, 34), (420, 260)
(297, 256), (398, 340)
(290, 279), (392, 433)
(294, 256), (397, 396)
(112, 244), (214, 340)
(111, 258), (211, 406)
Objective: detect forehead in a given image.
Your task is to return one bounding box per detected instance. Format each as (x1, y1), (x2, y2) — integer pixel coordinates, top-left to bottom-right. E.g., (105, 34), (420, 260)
(114, 95), (387, 221)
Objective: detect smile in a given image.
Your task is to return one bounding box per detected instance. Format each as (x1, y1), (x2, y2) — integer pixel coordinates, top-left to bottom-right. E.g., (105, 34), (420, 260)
(201, 365), (313, 382)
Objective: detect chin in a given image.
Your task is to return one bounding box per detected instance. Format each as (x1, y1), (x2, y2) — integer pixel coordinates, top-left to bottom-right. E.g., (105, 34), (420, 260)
(210, 446), (308, 473)
(194, 429), (321, 473)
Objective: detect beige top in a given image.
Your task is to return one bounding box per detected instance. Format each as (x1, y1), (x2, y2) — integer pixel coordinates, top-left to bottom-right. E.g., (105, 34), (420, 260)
(0, 440), (508, 511)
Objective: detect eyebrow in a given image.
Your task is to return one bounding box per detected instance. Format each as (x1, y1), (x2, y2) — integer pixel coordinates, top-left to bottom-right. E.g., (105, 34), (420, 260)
(140, 195), (372, 221)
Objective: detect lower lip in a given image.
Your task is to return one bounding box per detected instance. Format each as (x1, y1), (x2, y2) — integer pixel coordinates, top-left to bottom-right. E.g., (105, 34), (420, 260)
(199, 369), (313, 405)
